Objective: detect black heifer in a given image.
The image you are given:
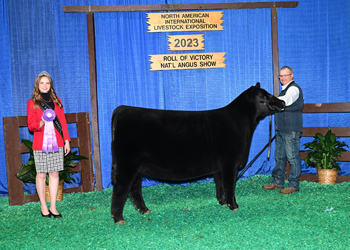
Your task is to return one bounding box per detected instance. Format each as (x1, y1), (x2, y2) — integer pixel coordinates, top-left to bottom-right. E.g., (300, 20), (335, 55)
(111, 83), (285, 225)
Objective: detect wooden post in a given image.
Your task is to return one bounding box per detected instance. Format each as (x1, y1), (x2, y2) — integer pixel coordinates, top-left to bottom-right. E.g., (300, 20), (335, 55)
(86, 12), (103, 192)
(3, 117), (26, 205)
(271, 7), (280, 97)
(75, 113), (94, 191)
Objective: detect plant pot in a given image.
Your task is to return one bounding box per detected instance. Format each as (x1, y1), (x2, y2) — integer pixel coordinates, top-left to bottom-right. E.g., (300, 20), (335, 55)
(317, 168), (338, 185)
(45, 180), (64, 202)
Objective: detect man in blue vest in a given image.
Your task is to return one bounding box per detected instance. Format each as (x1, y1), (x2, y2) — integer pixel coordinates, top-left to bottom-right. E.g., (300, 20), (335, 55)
(263, 66), (304, 194)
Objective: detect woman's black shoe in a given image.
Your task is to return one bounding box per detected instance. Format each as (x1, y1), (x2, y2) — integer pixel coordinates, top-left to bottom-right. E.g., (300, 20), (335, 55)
(41, 212), (51, 218)
(49, 210), (62, 218)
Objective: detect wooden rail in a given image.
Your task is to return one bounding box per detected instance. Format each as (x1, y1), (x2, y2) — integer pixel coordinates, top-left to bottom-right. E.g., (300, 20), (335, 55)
(285, 102), (350, 183)
(62, 2), (299, 13)
(3, 113), (94, 206)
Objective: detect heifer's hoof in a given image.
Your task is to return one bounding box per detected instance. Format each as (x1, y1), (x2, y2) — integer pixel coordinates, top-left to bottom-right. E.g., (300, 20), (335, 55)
(227, 203), (239, 211)
(137, 208), (151, 214)
(115, 220), (126, 225)
(143, 210), (151, 215)
(218, 199), (227, 206)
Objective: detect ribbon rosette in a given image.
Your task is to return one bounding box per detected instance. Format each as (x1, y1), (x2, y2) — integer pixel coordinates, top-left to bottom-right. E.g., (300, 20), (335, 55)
(42, 109), (59, 153)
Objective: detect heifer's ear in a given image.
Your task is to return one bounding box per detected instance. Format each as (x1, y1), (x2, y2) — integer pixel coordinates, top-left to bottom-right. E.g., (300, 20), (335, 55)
(255, 82), (261, 88)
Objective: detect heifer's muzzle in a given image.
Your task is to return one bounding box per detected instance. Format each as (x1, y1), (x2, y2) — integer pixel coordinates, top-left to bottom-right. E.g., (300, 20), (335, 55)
(268, 97), (285, 112)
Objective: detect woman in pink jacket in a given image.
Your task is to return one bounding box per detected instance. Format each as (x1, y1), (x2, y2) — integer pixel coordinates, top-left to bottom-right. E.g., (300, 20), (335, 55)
(27, 71), (71, 218)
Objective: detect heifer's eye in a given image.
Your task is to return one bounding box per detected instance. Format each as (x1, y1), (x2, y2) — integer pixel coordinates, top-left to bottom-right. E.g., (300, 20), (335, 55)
(259, 94), (268, 102)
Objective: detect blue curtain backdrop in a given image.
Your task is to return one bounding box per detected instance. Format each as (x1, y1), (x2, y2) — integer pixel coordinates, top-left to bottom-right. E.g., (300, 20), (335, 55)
(0, 0), (349, 195)
(0, 0), (12, 195)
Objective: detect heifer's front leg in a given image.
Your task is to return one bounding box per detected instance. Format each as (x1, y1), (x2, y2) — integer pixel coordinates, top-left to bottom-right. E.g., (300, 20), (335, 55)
(129, 173), (151, 215)
(221, 166), (239, 211)
(213, 172), (226, 205)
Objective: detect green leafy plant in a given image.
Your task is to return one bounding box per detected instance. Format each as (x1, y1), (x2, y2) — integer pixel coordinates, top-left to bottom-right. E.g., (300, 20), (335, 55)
(16, 139), (88, 185)
(303, 128), (348, 171)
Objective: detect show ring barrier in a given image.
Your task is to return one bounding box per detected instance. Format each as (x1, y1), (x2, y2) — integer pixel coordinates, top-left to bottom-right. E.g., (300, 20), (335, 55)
(3, 112), (94, 206)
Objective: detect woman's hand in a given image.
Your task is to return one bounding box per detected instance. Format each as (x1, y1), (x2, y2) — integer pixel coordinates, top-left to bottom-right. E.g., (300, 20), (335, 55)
(39, 117), (45, 128)
(64, 140), (71, 156)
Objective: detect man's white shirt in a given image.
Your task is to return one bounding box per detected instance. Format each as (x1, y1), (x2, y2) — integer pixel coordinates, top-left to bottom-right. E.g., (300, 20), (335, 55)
(278, 81), (300, 106)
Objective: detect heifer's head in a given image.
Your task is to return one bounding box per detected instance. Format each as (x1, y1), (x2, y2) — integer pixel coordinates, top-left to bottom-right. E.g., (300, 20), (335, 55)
(250, 82), (285, 119)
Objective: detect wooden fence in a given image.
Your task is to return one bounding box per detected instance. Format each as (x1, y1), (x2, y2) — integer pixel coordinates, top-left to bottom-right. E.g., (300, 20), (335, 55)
(285, 102), (350, 183)
(3, 112), (94, 205)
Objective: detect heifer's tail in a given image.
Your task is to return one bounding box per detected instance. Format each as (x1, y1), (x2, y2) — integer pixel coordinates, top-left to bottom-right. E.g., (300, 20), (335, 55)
(111, 107), (119, 141)
(111, 105), (127, 140)
(111, 106), (123, 185)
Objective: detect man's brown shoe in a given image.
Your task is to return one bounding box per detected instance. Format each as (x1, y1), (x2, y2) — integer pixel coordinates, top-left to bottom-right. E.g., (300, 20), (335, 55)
(262, 183), (284, 190)
(280, 188), (299, 194)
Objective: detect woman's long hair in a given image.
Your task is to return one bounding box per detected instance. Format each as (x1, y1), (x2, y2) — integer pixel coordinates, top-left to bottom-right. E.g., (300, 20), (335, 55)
(32, 71), (62, 109)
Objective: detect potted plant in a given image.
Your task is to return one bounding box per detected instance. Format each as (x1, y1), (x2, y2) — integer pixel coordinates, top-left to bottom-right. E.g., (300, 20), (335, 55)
(303, 128), (349, 184)
(16, 139), (88, 200)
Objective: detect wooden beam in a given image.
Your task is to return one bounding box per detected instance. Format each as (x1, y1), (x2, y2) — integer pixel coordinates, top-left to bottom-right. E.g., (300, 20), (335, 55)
(271, 7), (280, 96)
(300, 151), (350, 161)
(86, 12), (103, 192)
(303, 102), (350, 113)
(62, 2), (299, 13)
(302, 127), (350, 137)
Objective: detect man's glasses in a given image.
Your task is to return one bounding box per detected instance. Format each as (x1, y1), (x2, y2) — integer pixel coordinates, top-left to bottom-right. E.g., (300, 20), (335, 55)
(279, 74), (292, 78)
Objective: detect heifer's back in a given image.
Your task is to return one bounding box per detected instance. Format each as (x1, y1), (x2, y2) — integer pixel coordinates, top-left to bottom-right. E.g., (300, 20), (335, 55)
(111, 83), (285, 225)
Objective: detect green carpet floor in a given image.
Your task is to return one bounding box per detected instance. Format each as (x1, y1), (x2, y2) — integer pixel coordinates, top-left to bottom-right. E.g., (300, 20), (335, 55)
(1, 175), (349, 249)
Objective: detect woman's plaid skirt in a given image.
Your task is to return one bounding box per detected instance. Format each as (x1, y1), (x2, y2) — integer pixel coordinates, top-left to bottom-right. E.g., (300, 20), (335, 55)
(33, 147), (64, 173)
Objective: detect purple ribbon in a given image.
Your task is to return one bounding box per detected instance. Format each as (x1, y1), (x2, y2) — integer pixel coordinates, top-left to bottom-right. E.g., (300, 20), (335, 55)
(42, 109), (59, 153)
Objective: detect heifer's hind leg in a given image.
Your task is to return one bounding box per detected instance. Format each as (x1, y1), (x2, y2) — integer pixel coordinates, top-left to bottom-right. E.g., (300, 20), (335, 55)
(129, 173), (150, 214)
(111, 185), (128, 225)
(111, 166), (139, 225)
